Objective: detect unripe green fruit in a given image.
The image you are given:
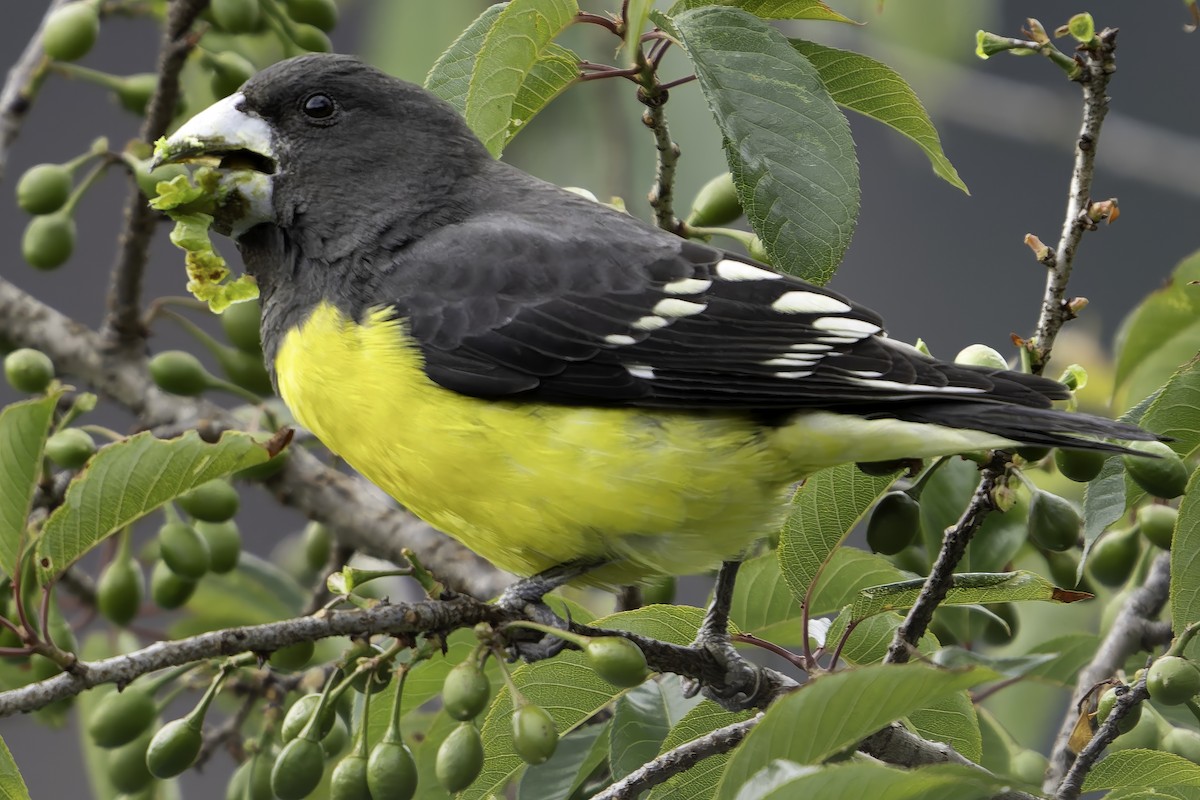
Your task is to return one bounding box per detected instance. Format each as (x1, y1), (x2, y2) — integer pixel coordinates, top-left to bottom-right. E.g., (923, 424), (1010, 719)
(178, 479), (239, 523)
(641, 575), (676, 605)
(108, 729), (156, 793)
(1027, 489), (1080, 551)
(1097, 687), (1141, 734)
(22, 213), (76, 270)
(16, 163), (72, 215)
(685, 173), (741, 228)
(209, 50), (257, 98)
(271, 736), (326, 800)
(112, 74), (157, 116)
(88, 688), (157, 748)
(954, 344), (1008, 371)
(45, 427), (96, 469)
(214, 345), (273, 396)
(1124, 441), (1190, 500)
(320, 715), (350, 758)
(443, 660), (491, 721)
(97, 557), (144, 626)
(211, 0), (261, 33)
(341, 641), (392, 694)
(1164, 727), (1200, 764)
(220, 299), (263, 354)
(1016, 446), (1051, 463)
(246, 751), (275, 800)
(303, 521), (332, 573)
(146, 717), (203, 778)
(866, 491), (920, 555)
(331, 752), (370, 800)
(269, 640), (315, 672)
(292, 23), (332, 52)
(1138, 504), (1178, 550)
(1055, 448), (1107, 483)
(150, 559), (196, 609)
(366, 739), (417, 800)
(149, 351), (211, 396)
(227, 756), (251, 800)
(1147, 656), (1200, 705)
(585, 637), (648, 688)
(436, 722), (484, 793)
(4, 348), (54, 393)
(286, 0), (338, 31)
(43, 2), (100, 62)
(158, 521), (210, 579)
(1087, 527), (1140, 587)
(1009, 749), (1048, 785)
(511, 703), (557, 765)
(281, 694), (336, 742)
(195, 520), (241, 573)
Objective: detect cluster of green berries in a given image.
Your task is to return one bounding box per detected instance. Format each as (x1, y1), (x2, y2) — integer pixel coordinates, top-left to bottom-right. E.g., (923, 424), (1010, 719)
(149, 480), (243, 614)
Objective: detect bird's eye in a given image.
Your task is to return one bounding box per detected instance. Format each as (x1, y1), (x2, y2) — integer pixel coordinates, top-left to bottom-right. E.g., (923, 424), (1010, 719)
(300, 93), (337, 122)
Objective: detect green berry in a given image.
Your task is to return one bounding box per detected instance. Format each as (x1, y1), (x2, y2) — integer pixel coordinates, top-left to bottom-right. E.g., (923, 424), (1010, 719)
(866, 491), (920, 555)
(149, 351), (211, 396)
(1147, 656), (1200, 705)
(1087, 527), (1140, 587)
(1027, 489), (1080, 552)
(178, 479), (240, 523)
(111, 73), (157, 115)
(511, 703), (557, 765)
(220, 299), (263, 354)
(366, 738), (417, 800)
(1138, 504), (1178, 550)
(45, 428), (96, 469)
(227, 757), (251, 800)
(4, 348), (54, 393)
(146, 717), (203, 778)
(585, 637), (648, 688)
(286, 0), (338, 30)
(271, 736), (326, 800)
(16, 163), (72, 215)
(1124, 441), (1190, 500)
(303, 521), (332, 573)
(150, 559), (196, 609)
(1016, 446), (1051, 463)
(195, 520), (241, 573)
(321, 715), (350, 758)
(22, 213), (76, 270)
(247, 751), (276, 800)
(214, 344), (273, 396)
(685, 173), (741, 228)
(107, 729), (155, 794)
(282, 694), (336, 742)
(1009, 749), (1048, 785)
(1164, 727), (1200, 763)
(436, 722), (484, 793)
(442, 660), (490, 721)
(87, 687), (157, 748)
(269, 640), (315, 672)
(43, 2), (100, 62)
(954, 344), (1008, 371)
(1055, 448), (1107, 483)
(1096, 687), (1141, 735)
(211, 0), (261, 33)
(158, 521), (210, 579)
(330, 753), (370, 800)
(340, 641), (393, 694)
(292, 23), (332, 52)
(96, 557), (144, 627)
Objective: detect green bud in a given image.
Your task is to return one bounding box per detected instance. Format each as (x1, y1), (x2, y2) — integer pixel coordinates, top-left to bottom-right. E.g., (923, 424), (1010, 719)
(45, 427), (96, 469)
(292, 23), (332, 52)
(366, 739), (417, 800)
(1164, 727), (1200, 764)
(22, 213), (76, 270)
(330, 753), (370, 800)
(149, 351), (212, 396)
(685, 173), (742, 228)
(4, 348), (55, 393)
(219, 298), (263, 354)
(113, 74), (158, 116)
(1096, 687), (1141, 735)
(209, 50), (257, 98)
(210, 0), (261, 33)
(43, 2), (100, 62)
(16, 163), (72, 215)
(271, 736), (326, 800)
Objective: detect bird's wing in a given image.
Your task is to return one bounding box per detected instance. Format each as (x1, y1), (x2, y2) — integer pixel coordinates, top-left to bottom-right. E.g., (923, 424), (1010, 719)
(387, 207), (1065, 411)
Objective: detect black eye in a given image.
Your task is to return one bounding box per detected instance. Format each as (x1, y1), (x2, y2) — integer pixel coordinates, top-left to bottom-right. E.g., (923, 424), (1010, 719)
(301, 93), (337, 121)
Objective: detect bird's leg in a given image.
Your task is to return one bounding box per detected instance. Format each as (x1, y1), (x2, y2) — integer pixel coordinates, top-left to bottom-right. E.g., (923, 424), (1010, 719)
(683, 560), (766, 710)
(497, 559), (604, 662)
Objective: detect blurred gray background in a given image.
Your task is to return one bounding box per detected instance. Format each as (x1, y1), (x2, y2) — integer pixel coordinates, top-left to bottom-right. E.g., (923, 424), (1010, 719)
(1, 0), (1198, 797)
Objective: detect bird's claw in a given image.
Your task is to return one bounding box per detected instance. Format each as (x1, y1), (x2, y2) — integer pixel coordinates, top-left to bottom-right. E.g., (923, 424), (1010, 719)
(681, 633), (766, 712)
(497, 577), (572, 663)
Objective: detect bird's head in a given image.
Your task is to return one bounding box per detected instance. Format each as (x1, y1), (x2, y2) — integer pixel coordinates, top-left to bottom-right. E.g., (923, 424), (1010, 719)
(153, 53), (490, 242)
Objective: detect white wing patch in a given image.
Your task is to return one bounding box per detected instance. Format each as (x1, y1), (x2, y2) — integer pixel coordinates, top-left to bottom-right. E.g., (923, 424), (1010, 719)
(605, 334), (637, 346)
(849, 377), (987, 394)
(626, 365), (656, 380)
(771, 291), (853, 315)
(653, 298), (707, 318)
(812, 317), (882, 336)
(663, 278), (712, 295)
(632, 315), (669, 331)
(774, 370), (814, 379)
(715, 259), (781, 282)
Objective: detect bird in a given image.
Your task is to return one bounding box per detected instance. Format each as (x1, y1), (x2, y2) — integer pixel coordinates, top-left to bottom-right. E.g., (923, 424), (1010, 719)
(155, 54), (1151, 696)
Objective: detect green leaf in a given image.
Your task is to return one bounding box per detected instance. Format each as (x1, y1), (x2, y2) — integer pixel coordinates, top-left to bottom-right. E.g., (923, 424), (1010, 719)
(1114, 250), (1200, 402)
(731, 761), (1004, 800)
(1082, 391), (1155, 550)
(918, 457), (1027, 573)
(675, 6), (859, 285)
(849, 571), (1089, 621)
(516, 719), (610, 800)
(1023, 633), (1102, 686)
(778, 463), (898, 608)
(714, 663), (998, 799)
(908, 690), (982, 763)
(425, 4), (506, 111)
(1083, 749), (1200, 791)
(624, 0), (655, 66)
(0, 392), (60, 579)
(976, 707), (1018, 776)
(668, 0), (857, 23)
(464, 0), (578, 156)
(788, 40), (966, 193)
(610, 675), (701, 781)
(729, 553), (803, 645)
(0, 734), (31, 800)
(927, 646), (1056, 680)
(647, 702), (754, 800)
(36, 430), (268, 579)
(1171, 466), (1200, 652)
(807, 548), (905, 615)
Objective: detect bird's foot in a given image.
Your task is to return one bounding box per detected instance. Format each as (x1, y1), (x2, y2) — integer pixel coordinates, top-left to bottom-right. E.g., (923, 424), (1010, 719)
(496, 560), (601, 663)
(681, 630), (766, 711)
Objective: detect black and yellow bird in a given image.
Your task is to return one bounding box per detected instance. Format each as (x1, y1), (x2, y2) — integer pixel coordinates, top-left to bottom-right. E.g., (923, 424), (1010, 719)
(156, 54), (1149, 680)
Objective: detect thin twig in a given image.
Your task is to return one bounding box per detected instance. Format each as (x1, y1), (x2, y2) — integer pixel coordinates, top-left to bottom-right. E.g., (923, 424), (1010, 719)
(1054, 675), (1150, 800)
(591, 715), (761, 800)
(102, 0), (210, 350)
(633, 43), (682, 233)
(0, 0), (68, 184)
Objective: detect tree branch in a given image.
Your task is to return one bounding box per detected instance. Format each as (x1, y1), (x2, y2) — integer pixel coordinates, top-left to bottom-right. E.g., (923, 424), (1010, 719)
(1054, 675), (1150, 800)
(633, 45), (682, 233)
(0, 0), (68, 184)
(1045, 553), (1170, 790)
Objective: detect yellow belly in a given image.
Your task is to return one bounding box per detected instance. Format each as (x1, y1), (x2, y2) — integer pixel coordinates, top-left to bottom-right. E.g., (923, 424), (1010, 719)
(273, 303), (797, 584)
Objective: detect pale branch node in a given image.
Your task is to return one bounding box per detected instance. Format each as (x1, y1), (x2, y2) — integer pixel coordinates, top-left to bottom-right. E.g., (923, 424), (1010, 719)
(1045, 554), (1171, 791)
(0, 0), (69, 183)
(0, 274), (511, 600)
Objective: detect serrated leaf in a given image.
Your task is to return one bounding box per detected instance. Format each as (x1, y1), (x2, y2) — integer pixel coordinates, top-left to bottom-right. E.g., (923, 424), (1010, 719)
(777, 464), (898, 608)
(1114, 249), (1200, 399)
(850, 571), (1088, 621)
(1083, 749), (1200, 791)
(675, 6), (859, 284)
(611, 675), (701, 781)
(713, 663), (999, 799)
(918, 456), (1027, 573)
(789, 40), (966, 193)
(1171, 466), (1200, 654)
(464, 0), (578, 156)
(808, 548), (905, 615)
(648, 701), (755, 800)
(517, 719), (610, 800)
(729, 553), (803, 645)
(425, 4), (506, 110)
(0, 392), (60, 579)
(733, 760), (1003, 800)
(668, 0), (857, 23)
(35, 430), (268, 579)
(0, 735), (30, 800)
(908, 690), (982, 763)
(824, 607), (934, 665)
